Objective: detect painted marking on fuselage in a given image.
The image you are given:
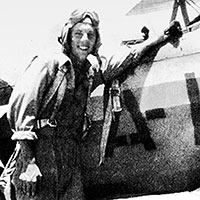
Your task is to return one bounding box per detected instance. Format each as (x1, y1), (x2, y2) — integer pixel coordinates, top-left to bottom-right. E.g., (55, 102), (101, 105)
(185, 72), (200, 145)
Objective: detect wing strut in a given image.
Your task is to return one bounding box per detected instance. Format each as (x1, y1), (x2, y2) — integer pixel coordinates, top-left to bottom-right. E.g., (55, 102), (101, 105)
(170, 0), (190, 26)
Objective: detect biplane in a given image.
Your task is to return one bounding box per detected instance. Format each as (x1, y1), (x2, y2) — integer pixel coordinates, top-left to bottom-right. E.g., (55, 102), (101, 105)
(1, 0), (200, 200)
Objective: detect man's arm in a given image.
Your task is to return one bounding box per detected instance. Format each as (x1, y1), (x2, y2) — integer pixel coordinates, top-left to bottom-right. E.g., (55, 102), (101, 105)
(6, 56), (48, 197)
(134, 21), (182, 59)
(102, 20), (182, 82)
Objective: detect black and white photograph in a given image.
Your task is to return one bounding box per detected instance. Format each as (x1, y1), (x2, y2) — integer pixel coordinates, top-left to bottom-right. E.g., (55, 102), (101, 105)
(0, 0), (200, 199)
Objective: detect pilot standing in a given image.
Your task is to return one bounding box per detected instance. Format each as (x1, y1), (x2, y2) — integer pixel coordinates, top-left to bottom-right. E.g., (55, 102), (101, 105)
(5, 8), (182, 200)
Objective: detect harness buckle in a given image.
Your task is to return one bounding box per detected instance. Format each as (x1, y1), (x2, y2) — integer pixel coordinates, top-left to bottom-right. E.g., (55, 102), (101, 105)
(46, 119), (57, 127)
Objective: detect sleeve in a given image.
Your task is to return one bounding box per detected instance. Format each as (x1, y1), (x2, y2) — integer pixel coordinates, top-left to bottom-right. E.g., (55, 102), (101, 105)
(7, 56), (50, 141)
(101, 45), (137, 82)
(101, 34), (168, 82)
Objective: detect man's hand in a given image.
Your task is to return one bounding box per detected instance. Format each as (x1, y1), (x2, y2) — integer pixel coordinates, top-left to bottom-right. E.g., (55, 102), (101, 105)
(19, 157), (42, 198)
(164, 20), (183, 47)
(164, 20), (183, 38)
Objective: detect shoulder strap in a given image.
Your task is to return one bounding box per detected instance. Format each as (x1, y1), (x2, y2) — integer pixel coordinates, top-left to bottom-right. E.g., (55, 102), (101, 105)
(99, 79), (122, 165)
(50, 74), (67, 121)
(99, 86), (113, 165)
(82, 68), (95, 137)
(38, 69), (66, 117)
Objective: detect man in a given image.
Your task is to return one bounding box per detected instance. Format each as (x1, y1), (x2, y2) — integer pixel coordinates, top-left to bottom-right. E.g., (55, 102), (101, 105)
(5, 8), (182, 200)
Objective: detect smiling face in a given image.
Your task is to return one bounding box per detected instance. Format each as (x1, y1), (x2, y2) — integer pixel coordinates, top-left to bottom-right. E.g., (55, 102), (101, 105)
(70, 17), (97, 62)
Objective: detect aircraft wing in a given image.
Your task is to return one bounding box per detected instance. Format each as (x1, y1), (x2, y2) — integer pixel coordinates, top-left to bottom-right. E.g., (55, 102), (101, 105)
(127, 0), (174, 15)
(126, 0), (200, 16)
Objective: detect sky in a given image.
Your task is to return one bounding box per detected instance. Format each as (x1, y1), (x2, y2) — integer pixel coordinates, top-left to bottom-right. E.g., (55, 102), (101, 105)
(0, 0), (199, 85)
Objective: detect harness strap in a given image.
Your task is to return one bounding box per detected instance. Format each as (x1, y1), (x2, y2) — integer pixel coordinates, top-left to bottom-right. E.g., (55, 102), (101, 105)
(99, 79), (122, 165)
(35, 118), (57, 129)
(82, 74), (94, 138)
(50, 74), (67, 121)
(99, 87), (113, 165)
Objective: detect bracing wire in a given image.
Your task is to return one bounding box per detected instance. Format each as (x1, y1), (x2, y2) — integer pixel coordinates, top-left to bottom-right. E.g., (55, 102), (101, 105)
(189, 0), (200, 9)
(186, 0), (200, 14)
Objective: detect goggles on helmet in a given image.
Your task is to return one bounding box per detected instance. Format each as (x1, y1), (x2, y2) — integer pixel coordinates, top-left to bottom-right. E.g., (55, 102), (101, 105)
(68, 9), (99, 27)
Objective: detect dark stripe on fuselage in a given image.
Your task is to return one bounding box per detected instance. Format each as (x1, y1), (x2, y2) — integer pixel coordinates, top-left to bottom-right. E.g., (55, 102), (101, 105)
(105, 89), (157, 158)
(185, 72), (200, 145)
(145, 108), (166, 120)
